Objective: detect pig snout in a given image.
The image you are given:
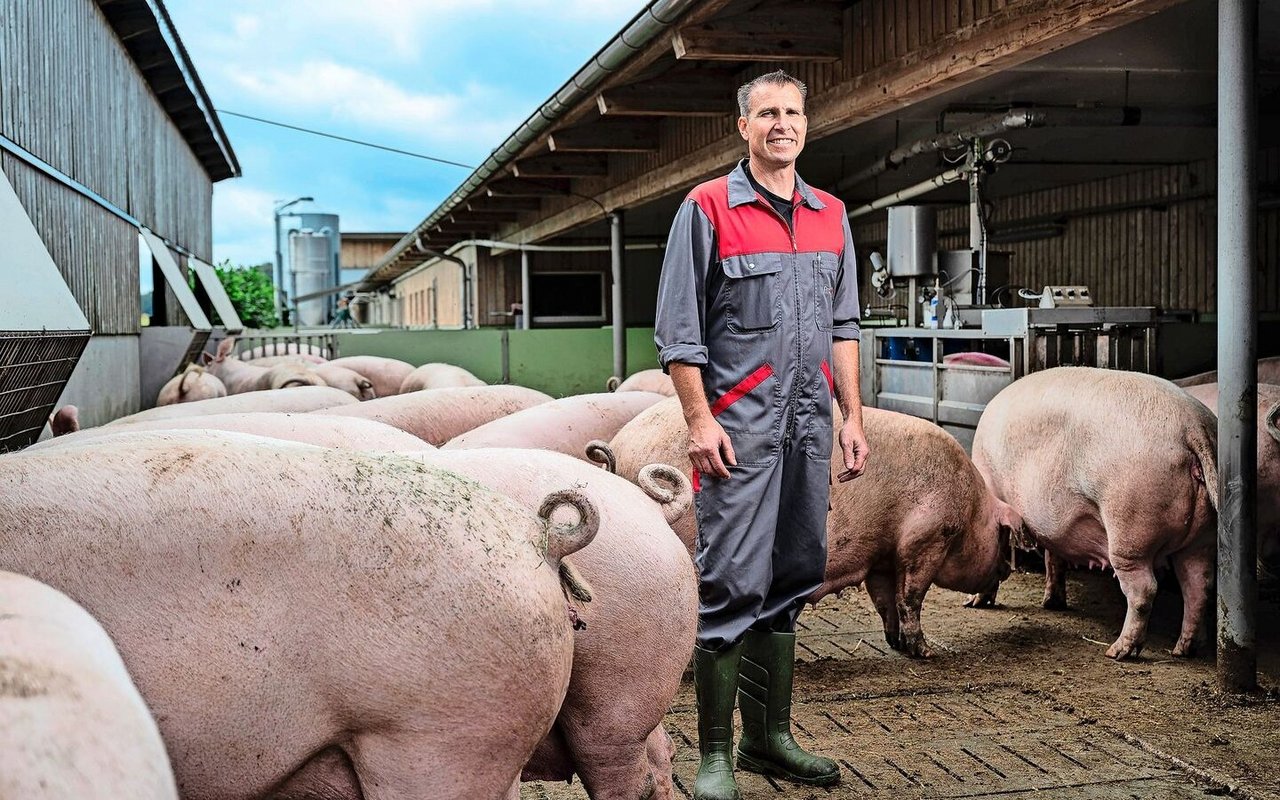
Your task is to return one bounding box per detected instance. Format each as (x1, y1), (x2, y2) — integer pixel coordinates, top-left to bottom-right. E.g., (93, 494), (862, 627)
(49, 405), (81, 436)
(585, 440), (617, 474)
(358, 379), (376, 401)
(637, 463), (692, 524)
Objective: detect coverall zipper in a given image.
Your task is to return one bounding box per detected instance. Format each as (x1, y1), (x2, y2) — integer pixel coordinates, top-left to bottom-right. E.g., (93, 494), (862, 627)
(751, 193), (804, 443)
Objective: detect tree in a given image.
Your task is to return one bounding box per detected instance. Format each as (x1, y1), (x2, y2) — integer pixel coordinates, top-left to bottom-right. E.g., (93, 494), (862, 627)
(210, 261), (280, 329)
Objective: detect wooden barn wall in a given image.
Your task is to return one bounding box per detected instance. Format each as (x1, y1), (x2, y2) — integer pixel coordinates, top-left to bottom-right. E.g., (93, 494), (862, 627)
(1, 154), (141, 334)
(851, 149), (1280, 315)
(397, 260), (463, 328)
(341, 239), (399, 270)
(521, 0), (1057, 237)
(0, 0), (215, 334)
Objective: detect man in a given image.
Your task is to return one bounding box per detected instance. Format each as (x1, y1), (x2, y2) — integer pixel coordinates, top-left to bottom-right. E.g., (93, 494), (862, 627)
(654, 70), (869, 799)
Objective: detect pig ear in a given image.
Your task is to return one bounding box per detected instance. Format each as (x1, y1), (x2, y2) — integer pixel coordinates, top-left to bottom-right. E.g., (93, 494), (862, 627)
(215, 337), (235, 362)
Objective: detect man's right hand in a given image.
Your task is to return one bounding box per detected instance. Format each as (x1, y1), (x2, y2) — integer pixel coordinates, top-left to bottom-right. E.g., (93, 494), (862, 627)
(687, 414), (736, 479)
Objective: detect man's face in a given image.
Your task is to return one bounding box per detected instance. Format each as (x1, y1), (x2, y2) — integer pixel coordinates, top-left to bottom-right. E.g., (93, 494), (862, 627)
(737, 82), (807, 170)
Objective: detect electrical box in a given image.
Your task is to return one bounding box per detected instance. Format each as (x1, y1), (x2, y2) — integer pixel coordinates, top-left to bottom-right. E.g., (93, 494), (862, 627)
(941, 250), (1012, 307)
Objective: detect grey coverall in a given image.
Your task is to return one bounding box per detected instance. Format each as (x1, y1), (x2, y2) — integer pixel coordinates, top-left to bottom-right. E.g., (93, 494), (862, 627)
(655, 159), (861, 650)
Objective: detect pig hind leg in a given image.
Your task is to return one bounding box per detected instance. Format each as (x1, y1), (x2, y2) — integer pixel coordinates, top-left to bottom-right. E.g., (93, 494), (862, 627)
(1170, 539), (1214, 657)
(1043, 551), (1069, 610)
(864, 571), (900, 651)
(1105, 546), (1159, 660)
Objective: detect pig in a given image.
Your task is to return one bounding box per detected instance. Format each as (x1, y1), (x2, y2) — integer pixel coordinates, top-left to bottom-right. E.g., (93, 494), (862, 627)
(0, 571), (178, 800)
(444, 391), (666, 460)
(240, 342), (328, 361)
(156, 365), (228, 406)
(399, 362), (487, 392)
(207, 339), (326, 394)
(613, 369), (676, 397)
(0, 432), (598, 799)
(310, 364), (377, 400)
(418, 448), (697, 799)
(1181, 382), (1280, 569)
(944, 352), (1011, 368)
(26, 412), (434, 454)
(104, 386), (357, 427)
(317, 385), (551, 446)
(603, 398), (1018, 656)
(241, 355), (315, 367)
(972, 367), (1218, 659)
(48, 405), (81, 436)
(326, 355), (416, 399)
(1175, 355), (1280, 387)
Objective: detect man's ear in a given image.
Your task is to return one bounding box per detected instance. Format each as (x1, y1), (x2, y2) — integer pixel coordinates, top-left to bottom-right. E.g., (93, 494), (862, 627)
(737, 116), (748, 140)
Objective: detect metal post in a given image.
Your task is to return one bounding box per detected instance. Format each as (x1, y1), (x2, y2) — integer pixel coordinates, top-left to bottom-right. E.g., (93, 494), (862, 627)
(520, 249), (531, 331)
(969, 139), (988, 305)
(610, 211), (626, 382)
(273, 212), (283, 323)
(1217, 0), (1258, 693)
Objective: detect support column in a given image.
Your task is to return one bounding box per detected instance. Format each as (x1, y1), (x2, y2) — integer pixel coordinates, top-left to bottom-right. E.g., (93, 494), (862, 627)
(521, 249), (531, 331)
(610, 211), (626, 382)
(1217, 0), (1258, 693)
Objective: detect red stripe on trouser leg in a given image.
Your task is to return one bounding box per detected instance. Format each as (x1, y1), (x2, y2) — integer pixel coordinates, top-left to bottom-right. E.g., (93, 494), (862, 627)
(820, 360), (834, 395)
(709, 364), (774, 417)
(691, 469), (701, 492)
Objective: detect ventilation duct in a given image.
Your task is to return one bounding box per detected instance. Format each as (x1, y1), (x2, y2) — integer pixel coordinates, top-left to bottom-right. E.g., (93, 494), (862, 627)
(0, 168), (91, 451)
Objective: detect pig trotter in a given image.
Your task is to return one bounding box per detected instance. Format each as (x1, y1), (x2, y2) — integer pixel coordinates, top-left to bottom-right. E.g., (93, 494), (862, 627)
(963, 590), (998, 609)
(1042, 552), (1069, 610)
(585, 440), (617, 474)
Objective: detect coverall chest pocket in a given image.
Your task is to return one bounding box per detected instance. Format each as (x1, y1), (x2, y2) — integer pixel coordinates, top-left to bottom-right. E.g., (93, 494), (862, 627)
(814, 252), (839, 331)
(721, 254), (785, 333)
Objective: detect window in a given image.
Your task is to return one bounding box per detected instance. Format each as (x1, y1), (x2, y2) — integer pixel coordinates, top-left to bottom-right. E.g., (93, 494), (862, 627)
(139, 233), (155, 327)
(530, 271), (607, 325)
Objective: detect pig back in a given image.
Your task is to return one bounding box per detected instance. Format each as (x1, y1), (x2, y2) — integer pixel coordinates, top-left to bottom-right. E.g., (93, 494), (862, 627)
(973, 367), (1218, 545)
(107, 386), (358, 426)
(317, 385), (552, 446)
(0, 433), (578, 798)
(0, 572), (177, 800)
(444, 392), (665, 457)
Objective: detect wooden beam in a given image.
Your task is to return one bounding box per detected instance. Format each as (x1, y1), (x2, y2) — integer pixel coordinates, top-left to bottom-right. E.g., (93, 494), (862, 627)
(450, 210), (521, 224)
(508, 0), (1188, 246)
(548, 120), (659, 153)
(672, 5), (843, 63)
(468, 197), (542, 212)
(486, 178), (572, 197)
(512, 154), (610, 178)
(596, 73), (737, 117)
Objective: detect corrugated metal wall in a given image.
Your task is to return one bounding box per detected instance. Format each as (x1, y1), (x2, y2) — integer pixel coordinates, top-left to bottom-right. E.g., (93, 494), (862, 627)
(852, 149), (1280, 314)
(0, 0), (214, 333)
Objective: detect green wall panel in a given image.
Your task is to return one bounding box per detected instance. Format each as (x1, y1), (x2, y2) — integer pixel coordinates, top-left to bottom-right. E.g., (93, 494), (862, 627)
(334, 330), (506, 384)
(333, 327), (660, 397)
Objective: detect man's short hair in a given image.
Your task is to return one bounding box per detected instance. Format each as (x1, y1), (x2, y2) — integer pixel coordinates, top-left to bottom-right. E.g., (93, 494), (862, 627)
(736, 70), (808, 118)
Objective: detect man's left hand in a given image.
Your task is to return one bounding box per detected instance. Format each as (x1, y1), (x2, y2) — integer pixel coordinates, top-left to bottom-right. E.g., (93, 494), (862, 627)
(836, 423), (870, 482)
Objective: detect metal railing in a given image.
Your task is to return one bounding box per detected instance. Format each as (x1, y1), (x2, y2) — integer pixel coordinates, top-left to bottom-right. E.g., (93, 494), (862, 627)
(231, 332), (339, 360)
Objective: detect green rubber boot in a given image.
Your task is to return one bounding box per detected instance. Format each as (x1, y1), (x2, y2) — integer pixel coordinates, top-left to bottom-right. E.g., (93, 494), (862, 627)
(736, 630), (841, 787)
(692, 643), (744, 800)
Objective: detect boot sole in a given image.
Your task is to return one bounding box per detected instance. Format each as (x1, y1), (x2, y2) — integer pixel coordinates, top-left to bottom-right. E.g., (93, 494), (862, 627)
(736, 751), (841, 787)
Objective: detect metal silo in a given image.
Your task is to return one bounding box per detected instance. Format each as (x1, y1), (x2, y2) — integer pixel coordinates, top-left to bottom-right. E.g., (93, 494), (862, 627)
(290, 230), (333, 327)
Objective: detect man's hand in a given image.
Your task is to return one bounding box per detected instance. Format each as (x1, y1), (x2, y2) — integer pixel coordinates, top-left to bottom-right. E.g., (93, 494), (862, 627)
(688, 414), (737, 479)
(836, 422), (870, 482)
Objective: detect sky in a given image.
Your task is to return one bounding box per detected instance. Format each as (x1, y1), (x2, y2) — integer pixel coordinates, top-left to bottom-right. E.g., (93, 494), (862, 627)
(164, 0), (648, 268)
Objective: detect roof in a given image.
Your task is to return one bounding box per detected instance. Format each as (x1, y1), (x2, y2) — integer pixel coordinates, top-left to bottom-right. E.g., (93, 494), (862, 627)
(96, 0), (241, 182)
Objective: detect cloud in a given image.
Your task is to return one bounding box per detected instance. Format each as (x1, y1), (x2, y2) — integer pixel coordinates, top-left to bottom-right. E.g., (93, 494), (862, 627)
(223, 60), (521, 147)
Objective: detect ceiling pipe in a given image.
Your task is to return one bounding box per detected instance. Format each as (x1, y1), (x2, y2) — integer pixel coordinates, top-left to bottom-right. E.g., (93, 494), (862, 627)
(834, 105), (1215, 195)
(363, 0), (699, 290)
(847, 166), (969, 219)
